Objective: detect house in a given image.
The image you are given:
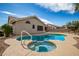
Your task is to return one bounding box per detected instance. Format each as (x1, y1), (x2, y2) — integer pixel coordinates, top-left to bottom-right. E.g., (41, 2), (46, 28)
(53, 26), (69, 32)
(45, 24), (57, 32)
(8, 16), (46, 35)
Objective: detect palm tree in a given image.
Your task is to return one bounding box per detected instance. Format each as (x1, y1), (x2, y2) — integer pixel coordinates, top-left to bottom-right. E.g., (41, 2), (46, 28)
(75, 3), (79, 11)
(1, 24), (13, 37)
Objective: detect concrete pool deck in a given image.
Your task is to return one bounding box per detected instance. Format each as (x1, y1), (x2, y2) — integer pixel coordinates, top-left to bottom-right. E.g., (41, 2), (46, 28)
(2, 33), (79, 56)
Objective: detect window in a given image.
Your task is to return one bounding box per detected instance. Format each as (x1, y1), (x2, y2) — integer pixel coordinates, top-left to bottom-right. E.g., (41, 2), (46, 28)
(26, 21), (30, 24)
(12, 21), (16, 24)
(32, 25), (35, 29)
(37, 25), (43, 31)
(45, 27), (47, 31)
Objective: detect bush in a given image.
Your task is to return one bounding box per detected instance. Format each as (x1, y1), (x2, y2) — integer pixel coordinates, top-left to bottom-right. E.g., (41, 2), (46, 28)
(0, 31), (4, 37)
(1, 24), (13, 37)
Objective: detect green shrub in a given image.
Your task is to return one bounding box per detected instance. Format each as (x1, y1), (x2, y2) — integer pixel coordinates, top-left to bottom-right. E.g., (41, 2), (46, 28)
(1, 24), (13, 37)
(0, 31), (4, 37)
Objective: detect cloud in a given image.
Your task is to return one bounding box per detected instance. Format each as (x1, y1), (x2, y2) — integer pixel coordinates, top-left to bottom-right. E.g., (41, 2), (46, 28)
(0, 10), (55, 25)
(0, 10), (20, 17)
(38, 17), (53, 24)
(36, 3), (76, 14)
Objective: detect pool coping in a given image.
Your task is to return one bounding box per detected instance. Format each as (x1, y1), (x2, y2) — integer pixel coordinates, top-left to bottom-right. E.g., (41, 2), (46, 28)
(2, 32), (79, 56)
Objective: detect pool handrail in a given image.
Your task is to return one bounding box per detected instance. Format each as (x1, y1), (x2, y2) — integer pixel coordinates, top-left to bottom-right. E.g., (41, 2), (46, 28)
(21, 30), (32, 49)
(21, 30), (32, 40)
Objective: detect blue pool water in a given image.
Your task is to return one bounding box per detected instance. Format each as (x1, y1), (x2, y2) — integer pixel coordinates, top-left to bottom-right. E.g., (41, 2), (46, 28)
(17, 34), (65, 41)
(27, 41), (56, 52)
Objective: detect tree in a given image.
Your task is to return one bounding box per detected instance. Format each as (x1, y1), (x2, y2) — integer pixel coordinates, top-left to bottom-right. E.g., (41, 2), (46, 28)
(66, 21), (79, 33)
(1, 24), (13, 37)
(75, 3), (79, 11)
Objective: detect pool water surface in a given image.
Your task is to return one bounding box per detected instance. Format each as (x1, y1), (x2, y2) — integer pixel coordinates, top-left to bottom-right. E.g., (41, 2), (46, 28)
(17, 34), (65, 41)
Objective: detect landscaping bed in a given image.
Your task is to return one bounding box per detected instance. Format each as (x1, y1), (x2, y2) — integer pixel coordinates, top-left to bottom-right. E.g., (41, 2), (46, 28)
(0, 38), (9, 56)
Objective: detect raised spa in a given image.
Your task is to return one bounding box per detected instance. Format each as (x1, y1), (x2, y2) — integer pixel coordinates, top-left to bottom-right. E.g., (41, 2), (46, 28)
(27, 41), (56, 52)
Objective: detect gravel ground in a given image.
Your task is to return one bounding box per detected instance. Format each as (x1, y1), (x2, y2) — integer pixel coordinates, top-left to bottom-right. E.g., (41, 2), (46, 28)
(0, 38), (9, 56)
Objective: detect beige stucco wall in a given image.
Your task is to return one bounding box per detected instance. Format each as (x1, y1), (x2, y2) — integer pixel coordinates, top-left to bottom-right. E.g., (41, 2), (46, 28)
(12, 18), (45, 35)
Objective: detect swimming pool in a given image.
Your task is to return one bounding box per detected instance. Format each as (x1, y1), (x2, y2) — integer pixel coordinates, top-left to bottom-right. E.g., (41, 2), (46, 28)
(27, 41), (56, 52)
(17, 34), (65, 41)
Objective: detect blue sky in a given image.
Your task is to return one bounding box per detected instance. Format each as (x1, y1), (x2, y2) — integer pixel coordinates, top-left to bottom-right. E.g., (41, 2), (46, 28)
(0, 3), (79, 26)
